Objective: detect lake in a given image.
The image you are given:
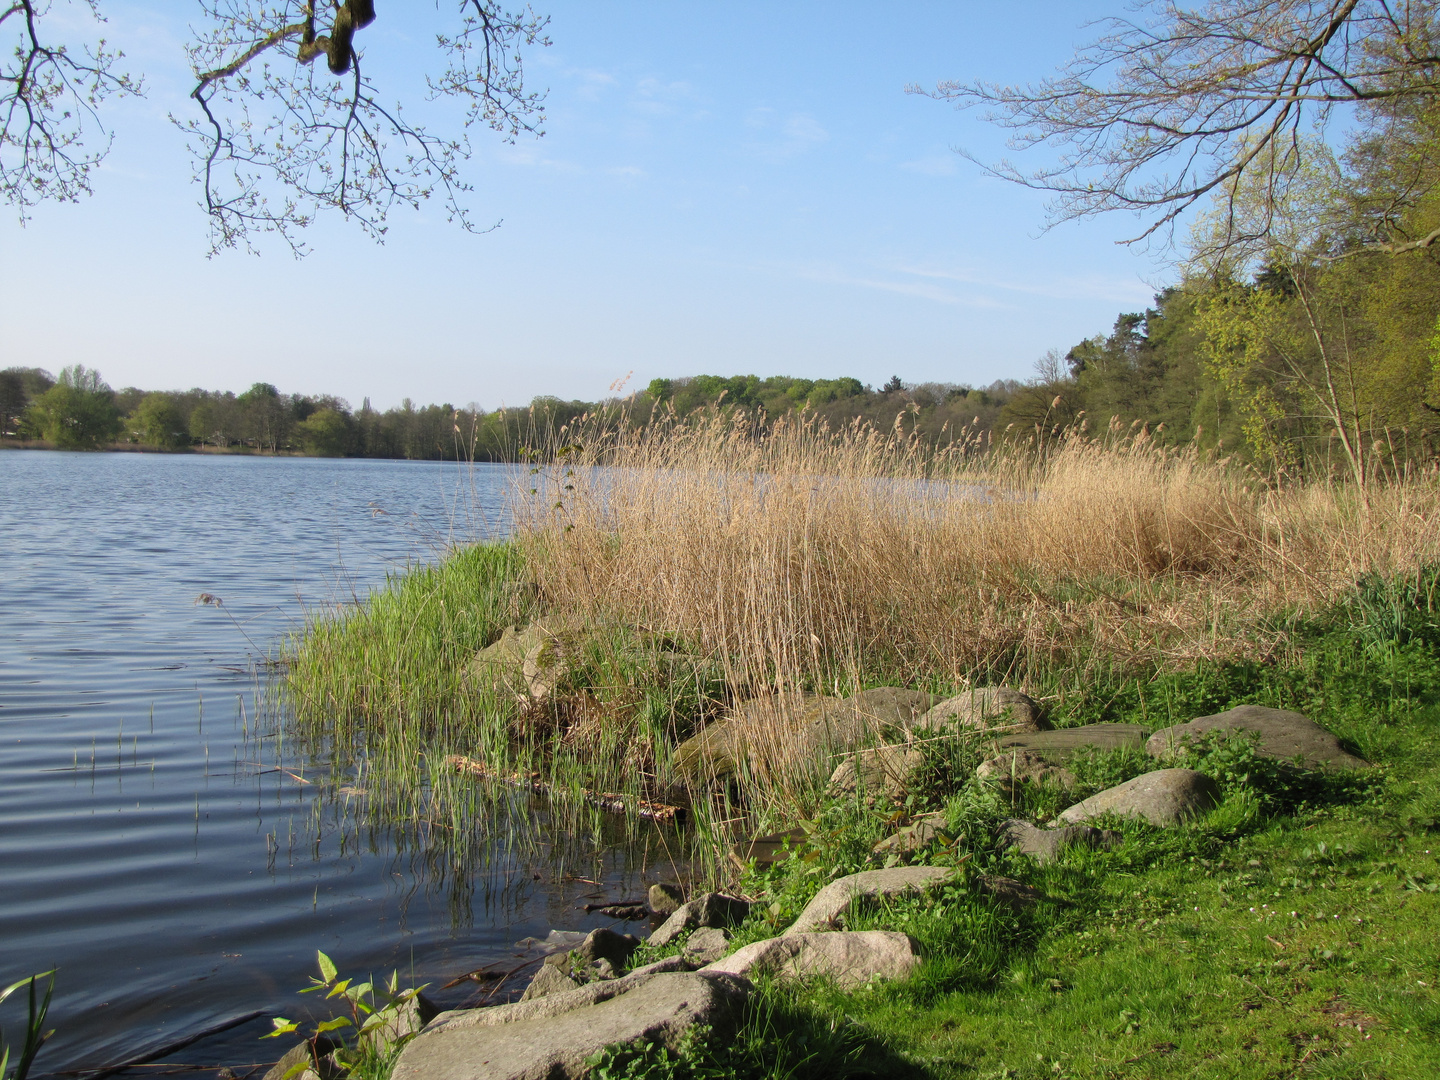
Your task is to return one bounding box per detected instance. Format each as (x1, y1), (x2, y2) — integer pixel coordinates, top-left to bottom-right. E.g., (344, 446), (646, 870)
(0, 451), (668, 1077)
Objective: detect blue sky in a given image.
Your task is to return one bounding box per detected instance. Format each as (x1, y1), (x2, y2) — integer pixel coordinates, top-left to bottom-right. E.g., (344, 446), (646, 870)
(0, 1), (1172, 410)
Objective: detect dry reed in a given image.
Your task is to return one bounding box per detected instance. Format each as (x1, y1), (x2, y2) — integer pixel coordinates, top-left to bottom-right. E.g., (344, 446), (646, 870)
(515, 409), (1440, 699)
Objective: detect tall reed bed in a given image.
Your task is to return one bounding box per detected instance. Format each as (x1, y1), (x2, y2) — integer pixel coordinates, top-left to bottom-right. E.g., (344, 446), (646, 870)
(288, 407), (1440, 849)
(520, 409), (1440, 694)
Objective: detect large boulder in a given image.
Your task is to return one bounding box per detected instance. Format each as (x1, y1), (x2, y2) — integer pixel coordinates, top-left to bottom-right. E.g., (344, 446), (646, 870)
(701, 931), (921, 990)
(648, 893), (751, 948)
(673, 692), (826, 779)
(391, 971), (749, 1080)
(827, 745), (924, 801)
(996, 819), (1121, 864)
(871, 811), (949, 856)
(1056, 768), (1220, 827)
(911, 688), (1048, 735)
(1146, 705), (1371, 770)
(575, 927), (640, 969)
(465, 621), (573, 703)
(801, 688), (941, 753)
(975, 749), (1076, 794)
(784, 866), (956, 935)
(673, 688), (938, 781)
(682, 927), (730, 965)
(518, 962), (578, 1002)
(994, 723), (1149, 762)
(647, 882), (685, 916)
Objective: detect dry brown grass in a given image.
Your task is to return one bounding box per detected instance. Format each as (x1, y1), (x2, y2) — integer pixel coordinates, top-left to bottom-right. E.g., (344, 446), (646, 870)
(513, 408), (1440, 701)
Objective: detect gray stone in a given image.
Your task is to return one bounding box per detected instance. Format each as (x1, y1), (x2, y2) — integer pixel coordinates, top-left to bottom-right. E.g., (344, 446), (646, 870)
(647, 882), (685, 916)
(827, 745), (924, 801)
(994, 723), (1149, 761)
(576, 927), (639, 969)
(682, 927), (730, 965)
(784, 866), (956, 935)
(912, 688), (1049, 734)
(392, 971), (749, 1080)
(701, 931), (921, 989)
(1146, 705), (1371, 770)
(648, 892), (752, 947)
(673, 692), (825, 778)
(519, 963), (579, 1002)
(995, 819), (1121, 864)
(802, 688), (941, 753)
(674, 688), (937, 781)
(976, 749), (1076, 794)
(263, 1042), (317, 1080)
(1057, 768), (1220, 827)
(871, 811), (949, 856)
(422, 957), (696, 1036)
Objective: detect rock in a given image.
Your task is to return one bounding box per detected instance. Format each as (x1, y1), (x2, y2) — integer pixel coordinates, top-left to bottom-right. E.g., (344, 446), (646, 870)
(701, 931), (921, 990)
(648, 893), (752, 947)
(674, 688), (939, 781)
(673, 692), (826, 779)
(1146, 705), (1371, 770)
(871, 811), (949, 856)
(801, 688), (941, 754)
(979, 875), (1046, 913)
(995, 819), (1121, 864)
(1056, 768), (1220, 827)
(647, 882), (685, 916)
(784, 866), (956, 935)
(422, 957), (696, 1035)
(576, 927), (640, 969)
(976, 749), (1076, 793)
(519, 963), (579, 1002)
(994, 723), (1150, 761)
(392, 971), (749, 1080)
(827, 745), (924, 800)
(466, 621), (574, 703)
(263, 1042), (319, 1080)
(682, 927), (730, 965)
(912, 687), (1049, 735)
(588, 958), (618, 980)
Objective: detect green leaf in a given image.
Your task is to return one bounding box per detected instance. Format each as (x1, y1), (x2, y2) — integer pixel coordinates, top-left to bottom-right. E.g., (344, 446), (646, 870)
(316, 951), (338, 983)
(325, 978), (352, 999)
(263, 1018), (299, 1038)
(314, 1016), (353, 1034)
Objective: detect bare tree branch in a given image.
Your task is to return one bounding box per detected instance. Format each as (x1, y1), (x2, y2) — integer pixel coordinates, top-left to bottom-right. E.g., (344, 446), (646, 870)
(1, 0), (141, 216)
(175, 0), (549, 255)
(913, 0), (1440, 254)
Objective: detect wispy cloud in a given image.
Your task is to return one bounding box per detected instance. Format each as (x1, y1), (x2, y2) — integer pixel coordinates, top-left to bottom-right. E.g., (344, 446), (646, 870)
(898, 155), (960, 177)
(743, 108), (829, 160)
(781, 262), (1009, 309)
(895, 264), (1154, 305)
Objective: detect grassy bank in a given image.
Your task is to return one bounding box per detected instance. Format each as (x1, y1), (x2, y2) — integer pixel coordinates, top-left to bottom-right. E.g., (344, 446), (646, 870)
(285, 413), (1440, 1076)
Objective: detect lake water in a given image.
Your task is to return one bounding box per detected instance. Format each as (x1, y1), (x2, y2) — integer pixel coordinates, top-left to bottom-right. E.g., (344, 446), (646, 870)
(0, 451), (668, 1077)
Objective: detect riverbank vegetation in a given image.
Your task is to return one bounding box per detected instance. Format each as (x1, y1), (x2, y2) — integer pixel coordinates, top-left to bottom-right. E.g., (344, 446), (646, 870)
(282, 403), (1440, 1075)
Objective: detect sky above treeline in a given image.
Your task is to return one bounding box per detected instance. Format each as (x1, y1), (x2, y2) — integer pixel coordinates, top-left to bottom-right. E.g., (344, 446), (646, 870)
(0, 1), (1168, 411)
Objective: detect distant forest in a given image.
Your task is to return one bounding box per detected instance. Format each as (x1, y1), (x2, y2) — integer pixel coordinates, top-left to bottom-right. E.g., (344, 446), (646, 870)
(0, 366), (1024, 462)
(4, 245), (1438, 474)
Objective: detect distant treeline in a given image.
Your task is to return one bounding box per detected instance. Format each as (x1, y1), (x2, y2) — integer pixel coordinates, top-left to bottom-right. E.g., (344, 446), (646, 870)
(6, 242), (1438, 477)
(0, 367), (1024, 460)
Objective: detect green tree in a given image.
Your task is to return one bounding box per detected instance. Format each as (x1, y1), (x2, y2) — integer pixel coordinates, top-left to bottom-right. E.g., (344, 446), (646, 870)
(296, 408), (351, 457)
(130, 393), (189, 448)
(26, 366), (122, 450)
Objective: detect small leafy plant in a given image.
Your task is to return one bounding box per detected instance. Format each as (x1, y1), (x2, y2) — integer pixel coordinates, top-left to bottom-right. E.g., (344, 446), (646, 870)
(265, 952), (428, 1080)
(1, 971), (56, 1080)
